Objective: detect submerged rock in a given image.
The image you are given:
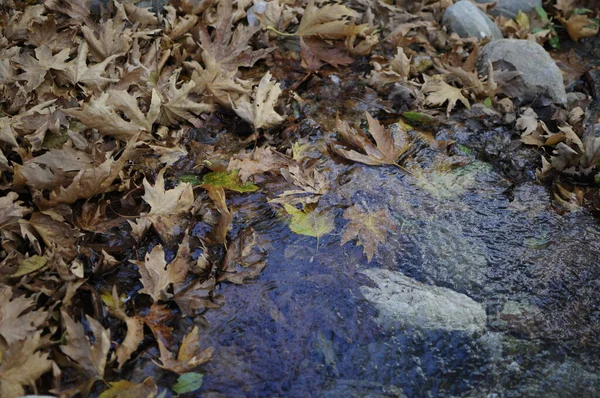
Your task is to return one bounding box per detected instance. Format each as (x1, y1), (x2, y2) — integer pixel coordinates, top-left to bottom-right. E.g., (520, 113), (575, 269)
(442, 0), (503, 40)
(478, 39), (567, 105)
(474, 0), (542, 18)
(360, 268), (487, 332)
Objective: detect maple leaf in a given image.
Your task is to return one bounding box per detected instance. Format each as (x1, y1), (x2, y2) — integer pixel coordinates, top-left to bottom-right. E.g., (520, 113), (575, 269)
(157, 73), (212, 126)
(331, 112), (411, 167)
(186, 60), (251, 106)
(143, 303), (175, 347)
(422, 75), (470, 116)
(141, 168), (194, 241)
(233, 72), (284, 130)
(62, 41), (120, 88)
(227, 145), (289, 183)
(197, 0), (273, 72)
(0, 286), (47, 344)
(64, 89), (161, 140)
(368, 48), (411, 89)
(219, 227), (268, 285)
(284, 203), (334, 239)
(154, 326), (214, 374)
(60, 312), (111, 383)
(15, 46), (69, 92)
(0, 332), (53, 398)
(340, 205), (397, 263)
(204, 186), (233, 245)
(132, 236), (191, 301)
(0, 192), (30, 230)
(300, 37), (354, 70)
(102, 287), (144, 369)
(271, 164), (330, 205)
(82, 19), (132, 61)
(44, 0), (91, 24)
(99, 377), (157, 398)
(201, 170), (259, 193)
(559, 14), (599, 42)
(289, 0), (364, 39)
(26, 16), (77, 52)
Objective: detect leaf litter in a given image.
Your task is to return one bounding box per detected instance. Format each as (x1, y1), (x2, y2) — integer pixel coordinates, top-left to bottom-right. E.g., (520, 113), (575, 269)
(0, 0), (598, 396)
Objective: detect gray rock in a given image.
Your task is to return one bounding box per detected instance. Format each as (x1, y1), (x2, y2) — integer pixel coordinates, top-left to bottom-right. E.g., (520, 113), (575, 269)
(478, 39), (567, 104)
(360, 268), (487, 332)
(442, 0), (503, 40)
(474, 0), (543, 18)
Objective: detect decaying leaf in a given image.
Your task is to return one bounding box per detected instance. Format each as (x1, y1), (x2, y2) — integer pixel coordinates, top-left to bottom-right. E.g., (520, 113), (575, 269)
(331, 112), (411, 167)
(292, 0), (363, 39)
(227, 145), (289, 183)
(154, 326), (214, 374)
(60, 312), (111, 383)
(233, 72), (284, 130)
(201, 170), (259, 193)
(0, 193), (30, 230)
(99, 377), (157, 398)
(0, 286), (47, 344)
(422, 75), (470, 116)
(0, 332), (53, 398)
(283, 203), (334, 239)
(142, 168), (194, 241)
(340, 205), (397, 262)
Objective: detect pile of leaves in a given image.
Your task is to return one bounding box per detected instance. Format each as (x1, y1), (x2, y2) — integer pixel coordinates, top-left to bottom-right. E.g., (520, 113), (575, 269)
(0, 0), (599, 396)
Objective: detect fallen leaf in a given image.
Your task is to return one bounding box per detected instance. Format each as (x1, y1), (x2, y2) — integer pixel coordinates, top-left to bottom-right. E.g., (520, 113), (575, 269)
(422, 75), (470, 116)
(99, 377), (157, 398)
(559, 14), (599, 41)
(331, 112), (411, 167)
(154, 326), (214, 374)
(0, 286), (47, 344)
(172, 372), (204, 395)
(15, 46), (69, 92)
(60, 312), (111, 383)
(300, 37), (354, 70)
(62, 41), (120, 88)
(132, 236), (191, 301)
(64, 89), (161, 140)
(204, 186), (233, 245)
(233, 72), (284, 130)
(283, 203), (334, 239)
(0, 193), (30, 230)
(157, 73), (212, 126)
(201, 170), (259, 193)
(0, 332), (53, 398)
(292, 0), (363, 39)
(227, 146), (289, 183)
(10, 255), (47, 278)
(340, 205), (397, 262)
(142, 168), (194, 241)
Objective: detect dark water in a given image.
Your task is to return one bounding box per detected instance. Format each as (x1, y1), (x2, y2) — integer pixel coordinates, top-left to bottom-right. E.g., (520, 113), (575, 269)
(192, 156), (600, 397)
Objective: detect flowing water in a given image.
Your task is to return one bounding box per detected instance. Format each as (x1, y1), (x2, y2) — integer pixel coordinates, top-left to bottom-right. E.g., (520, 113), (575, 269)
(189, 149), (600, 397)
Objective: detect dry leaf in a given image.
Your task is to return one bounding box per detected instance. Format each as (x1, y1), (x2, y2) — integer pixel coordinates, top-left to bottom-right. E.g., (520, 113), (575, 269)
(0, 193), (30, 230)
(331, 112), (411, 166)
(62, 41), (120, 87)
(157, 73), (212, 126)
(99, 377), (157, 398)
(16, 46), (69, 92)
(233, 72), (284, 130)
(559, 14), (599, 42)
(0, 286), (47, 344)
(422, 75), (470, 116)
(293, 0), (363, 39)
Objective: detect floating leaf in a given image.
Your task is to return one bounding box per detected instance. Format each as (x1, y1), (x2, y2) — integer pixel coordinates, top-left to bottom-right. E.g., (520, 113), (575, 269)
(283, 204), (334, 238)
(201, 170), (259, 192)
(172, 372), (204, 394)
(340, 205), (397, 262)
(99, 377), (157, 398)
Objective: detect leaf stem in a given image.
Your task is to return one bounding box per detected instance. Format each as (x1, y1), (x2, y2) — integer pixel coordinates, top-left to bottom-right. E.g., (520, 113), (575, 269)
(266, 26), (297, 37)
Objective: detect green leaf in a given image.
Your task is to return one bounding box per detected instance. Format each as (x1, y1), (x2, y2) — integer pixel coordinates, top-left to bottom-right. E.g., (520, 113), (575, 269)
(284, 204), (334, 238)
(401, 111), (439, 126)
(482, 97), (492, 108)
(549, 35), (560, 49)
(10, 255), (47, 277)
(516, 11), (530, 30)
(573, 8), (593, 15)
(178, 174), (201, 185)
(201, 170), (259, 192)
(172, 372), (204, 394)
(535, 6), (548, 22)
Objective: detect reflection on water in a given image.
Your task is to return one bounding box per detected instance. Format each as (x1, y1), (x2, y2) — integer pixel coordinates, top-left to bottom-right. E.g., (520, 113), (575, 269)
(196, 161), (600, 397)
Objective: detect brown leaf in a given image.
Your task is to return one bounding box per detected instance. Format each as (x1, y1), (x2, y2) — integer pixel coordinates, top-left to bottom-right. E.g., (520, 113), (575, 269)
(300, 37), (354, 70)
(233, 72), (284, 130)
(331, 112), (411, 166)
(294, 0), (364, 39)
(16, 46), (69, 92)
(143, 303), (175, 347)
(219, 227), (267, 284)
(340, 205), (397, 262)
(62, 41), (120, 88)
(64, 89), (161, 140)
(157, 73), (212, 126)
(0, 193), (30, 230)
(104, 287), (144, 369)
(227, 145), (289, 183)
(154, 326), (213, 374)
(82, 19), (132, 61)
(559, 14), (599, 42)
(142, 168), (194, 241)
(0, 286), (47, 344)
(132, 236), (191, 301)
(204, 186), (233, 245)
(99, 377), (157, 398)
(44, 0), (91, 24)
(60, 311), (111, 382)
(0, 332), (53, 398)
(422, 75), (470, 116)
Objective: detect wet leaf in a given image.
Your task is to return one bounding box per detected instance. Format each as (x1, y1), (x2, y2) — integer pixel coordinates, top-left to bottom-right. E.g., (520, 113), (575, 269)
(340, 205), (397, 262)
(201, 170), (259, 192)
(227, 146), (289, 183)
(99, 377), (157, 398)
(172, 372), (204, 394)
(291, 0), (363, 39)
(233, 72), (284, 130)
(154, 326), (214, 374)
(283, 204), (334, 239)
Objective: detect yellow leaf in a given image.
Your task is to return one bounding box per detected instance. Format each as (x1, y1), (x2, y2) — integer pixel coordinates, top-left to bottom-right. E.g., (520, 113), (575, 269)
(559, 14), (599, 41)
(283, 203), (334, 238)
(99, 377), (157, 398)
